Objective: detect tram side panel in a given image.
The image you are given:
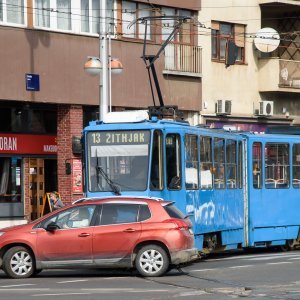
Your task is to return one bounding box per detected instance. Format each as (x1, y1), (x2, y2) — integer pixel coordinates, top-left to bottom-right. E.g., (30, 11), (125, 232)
(246, 136), (300, 248)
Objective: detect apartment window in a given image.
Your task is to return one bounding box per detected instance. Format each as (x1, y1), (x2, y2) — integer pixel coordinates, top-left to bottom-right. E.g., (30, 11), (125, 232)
(122, 0), (152, 40)
(0, 0), (25, 24)
(161, 7), (192, 44)
(211, 21), (245, 62)
(34, 0), (115, 34)
(35, 0), (71, 30)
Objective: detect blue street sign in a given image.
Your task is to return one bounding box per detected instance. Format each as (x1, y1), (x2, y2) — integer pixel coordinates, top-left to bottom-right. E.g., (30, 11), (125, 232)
(26, 73), (40, 91)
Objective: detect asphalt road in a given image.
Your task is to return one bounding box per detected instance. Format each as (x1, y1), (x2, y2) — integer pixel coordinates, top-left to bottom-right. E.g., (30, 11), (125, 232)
(0, 249), (300, 299)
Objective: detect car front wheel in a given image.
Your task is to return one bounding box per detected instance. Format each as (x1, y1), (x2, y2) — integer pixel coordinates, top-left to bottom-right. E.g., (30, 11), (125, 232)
(3, 246), (35, 279)
(135, 245), (169, 277)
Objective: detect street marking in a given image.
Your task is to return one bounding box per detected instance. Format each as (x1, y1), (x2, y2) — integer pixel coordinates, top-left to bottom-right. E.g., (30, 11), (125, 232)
(0, 284), (36, 288)
(288, 257), (300, 260)
(57, 280), (88, 284)
(267, 262), (292, 265)
(32, 293), (90, 297)
(244, 254), (300, 261)
(189, 268), (218, 272)
(208, 252), (300, 262)
(0, 289), (49, 291)
(81, 288), (134, 291)
(228, 265), (253, 269)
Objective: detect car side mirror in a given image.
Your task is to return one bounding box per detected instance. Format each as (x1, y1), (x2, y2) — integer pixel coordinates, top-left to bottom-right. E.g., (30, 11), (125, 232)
(46, 222), (60, 232)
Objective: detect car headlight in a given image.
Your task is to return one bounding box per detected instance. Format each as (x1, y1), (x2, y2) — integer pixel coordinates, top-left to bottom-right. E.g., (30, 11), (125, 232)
(0, 232), (5, 237)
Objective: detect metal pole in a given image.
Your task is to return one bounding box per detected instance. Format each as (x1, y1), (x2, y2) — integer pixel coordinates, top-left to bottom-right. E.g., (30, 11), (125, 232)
(108, 34), (112, 112)
(100, 0), (108, 120)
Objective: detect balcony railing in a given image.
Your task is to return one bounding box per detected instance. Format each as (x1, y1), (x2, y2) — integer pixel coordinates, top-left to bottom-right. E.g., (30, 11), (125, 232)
(164, 44), (202, 76)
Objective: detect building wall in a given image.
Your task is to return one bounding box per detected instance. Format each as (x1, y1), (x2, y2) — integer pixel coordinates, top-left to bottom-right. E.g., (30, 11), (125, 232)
(0, 27), (201, 111)
(57, 105), (83, 204)
(198, 0), (261, 117)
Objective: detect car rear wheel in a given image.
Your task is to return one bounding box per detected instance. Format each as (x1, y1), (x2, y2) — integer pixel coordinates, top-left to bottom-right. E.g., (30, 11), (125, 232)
(135, 245), (169, 277)
(3, 246), (35, 279)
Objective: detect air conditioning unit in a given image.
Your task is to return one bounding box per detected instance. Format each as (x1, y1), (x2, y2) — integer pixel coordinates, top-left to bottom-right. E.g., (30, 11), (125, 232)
(216, 100), (232, 115)
(259, 101), (274, 116)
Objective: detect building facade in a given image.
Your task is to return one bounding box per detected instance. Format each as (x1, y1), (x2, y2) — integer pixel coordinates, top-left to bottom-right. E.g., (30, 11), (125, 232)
(0, 0), (202, 227)
(198, 0), (300, 131)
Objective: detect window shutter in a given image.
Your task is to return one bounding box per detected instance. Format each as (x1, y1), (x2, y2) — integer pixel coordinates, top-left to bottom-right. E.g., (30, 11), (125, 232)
(235, 24), (245, 47)
(211, 21), (220, 31)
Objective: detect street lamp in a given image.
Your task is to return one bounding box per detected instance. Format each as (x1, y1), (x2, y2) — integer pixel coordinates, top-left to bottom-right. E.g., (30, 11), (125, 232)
(84, 56), (123, 116)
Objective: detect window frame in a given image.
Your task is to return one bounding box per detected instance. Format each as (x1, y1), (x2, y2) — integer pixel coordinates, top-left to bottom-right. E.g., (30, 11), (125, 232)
(150, 130), (164, 191)
(184, 134), (199, 190)
(0, 0), (27, 27)
(121, 0), (153, 41)
(292, 143), (300, 188)
(160, 6), (193, 45)
(264, 142), (290, 189)
(211, 21), (245, 64)
(226, 139), (237, 189)
(33, 0), (116, 35)
(166, 133), (182, 190)
(200, 135), (213, 190)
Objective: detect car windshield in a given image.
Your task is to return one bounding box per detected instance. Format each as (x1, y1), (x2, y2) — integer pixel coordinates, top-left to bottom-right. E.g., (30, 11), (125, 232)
(87, 130), (150, 192)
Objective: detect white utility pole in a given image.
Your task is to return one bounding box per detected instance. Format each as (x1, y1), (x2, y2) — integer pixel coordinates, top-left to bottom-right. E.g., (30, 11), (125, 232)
(100, 0), (108, 120)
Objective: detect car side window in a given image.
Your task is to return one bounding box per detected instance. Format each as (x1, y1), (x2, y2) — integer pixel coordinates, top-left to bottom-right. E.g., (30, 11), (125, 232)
(41, 205), (96, 229)
(138, 204), (151, 221)
(100, 203), (139, 225)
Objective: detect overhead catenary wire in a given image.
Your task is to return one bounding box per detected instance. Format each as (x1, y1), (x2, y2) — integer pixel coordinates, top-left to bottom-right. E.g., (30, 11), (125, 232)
(1, 2), (300, 51)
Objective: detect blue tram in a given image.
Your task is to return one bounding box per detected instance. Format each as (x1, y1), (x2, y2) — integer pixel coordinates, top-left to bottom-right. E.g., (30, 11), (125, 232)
(82, 111), (300, 252)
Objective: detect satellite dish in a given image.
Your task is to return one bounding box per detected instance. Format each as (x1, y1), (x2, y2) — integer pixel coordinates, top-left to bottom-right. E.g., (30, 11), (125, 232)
(254, 27), (280, 53)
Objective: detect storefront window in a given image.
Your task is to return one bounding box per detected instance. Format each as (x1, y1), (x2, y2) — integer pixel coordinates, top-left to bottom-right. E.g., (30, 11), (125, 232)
(0, 157), (22, 203)
(0, 104), (56, 134)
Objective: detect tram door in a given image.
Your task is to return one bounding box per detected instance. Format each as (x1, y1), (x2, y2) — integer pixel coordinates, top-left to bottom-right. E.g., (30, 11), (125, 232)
(163, 133), (187, 214)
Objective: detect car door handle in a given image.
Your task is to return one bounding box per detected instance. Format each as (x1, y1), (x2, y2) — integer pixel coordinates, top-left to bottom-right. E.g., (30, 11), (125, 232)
(78, 233), (90, 237)
(123, 228), (136, 233)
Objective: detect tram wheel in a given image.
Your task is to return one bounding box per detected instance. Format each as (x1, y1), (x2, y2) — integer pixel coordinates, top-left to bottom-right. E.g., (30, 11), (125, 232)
(280, 240), (295, 252)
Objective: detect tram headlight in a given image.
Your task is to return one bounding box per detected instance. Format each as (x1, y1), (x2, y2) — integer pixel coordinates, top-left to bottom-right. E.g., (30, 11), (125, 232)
(0, 232), (5, 237)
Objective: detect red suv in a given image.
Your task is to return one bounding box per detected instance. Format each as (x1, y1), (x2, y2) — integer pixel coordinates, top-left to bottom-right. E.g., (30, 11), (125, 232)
(0, 197), (198, 279)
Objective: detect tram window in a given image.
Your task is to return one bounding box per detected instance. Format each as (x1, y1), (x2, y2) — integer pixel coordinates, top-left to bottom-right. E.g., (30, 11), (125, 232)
(265, 143), (290, 189)
(200, 136), (213, 189)
(184, 135), (199, 190)
(226, 140), (237, 189)
(292, 144), (300, 188)
(150, 130), (163, 190)
(166, 134), (181, 190)
(253, 142), (262, 189)
(214, 138), (225, 189)
(237, 141), (243, 189)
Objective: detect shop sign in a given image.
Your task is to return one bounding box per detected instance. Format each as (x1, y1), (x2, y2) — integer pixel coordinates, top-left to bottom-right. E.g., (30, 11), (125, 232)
(0, 133), (57, 155)
(207, 121), (267, 134)
(72, 159), (83, 194)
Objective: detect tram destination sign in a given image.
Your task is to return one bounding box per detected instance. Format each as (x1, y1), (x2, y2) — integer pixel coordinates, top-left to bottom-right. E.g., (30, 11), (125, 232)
(88, 130), (150, 145)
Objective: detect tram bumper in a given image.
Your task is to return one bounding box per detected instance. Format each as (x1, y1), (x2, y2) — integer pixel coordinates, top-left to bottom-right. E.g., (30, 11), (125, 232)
(170, 248), (199, 265)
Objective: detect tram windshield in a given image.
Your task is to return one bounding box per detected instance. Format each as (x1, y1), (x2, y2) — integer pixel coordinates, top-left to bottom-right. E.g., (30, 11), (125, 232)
(87, 130), (150, 192)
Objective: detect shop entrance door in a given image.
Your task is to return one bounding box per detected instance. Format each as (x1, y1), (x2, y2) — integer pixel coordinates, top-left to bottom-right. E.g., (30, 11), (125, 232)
(29, 159), (45, 220)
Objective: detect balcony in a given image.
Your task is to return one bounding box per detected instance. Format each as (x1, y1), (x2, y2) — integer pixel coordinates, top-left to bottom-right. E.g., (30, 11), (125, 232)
(163, 44), (202, 77)
(258, 58), (300, 92)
